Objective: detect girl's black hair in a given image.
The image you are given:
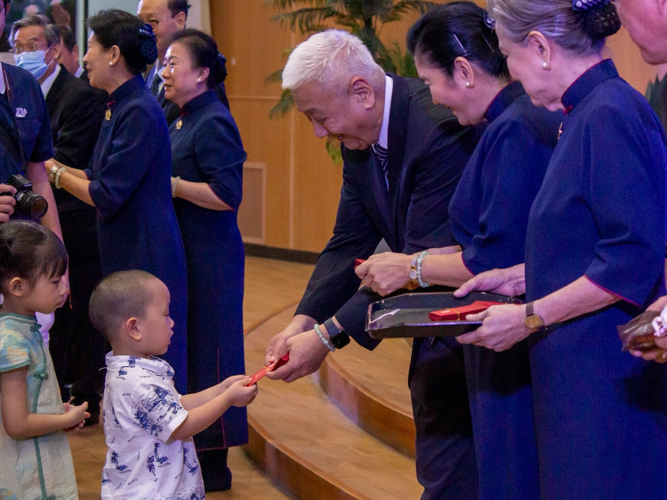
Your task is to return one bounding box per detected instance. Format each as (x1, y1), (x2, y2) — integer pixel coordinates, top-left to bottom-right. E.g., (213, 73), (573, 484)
(0, 221), (68, 285)
(407, 1), (509, 81)
(168, 28), (227, 88)
(87, 9), (157, 75)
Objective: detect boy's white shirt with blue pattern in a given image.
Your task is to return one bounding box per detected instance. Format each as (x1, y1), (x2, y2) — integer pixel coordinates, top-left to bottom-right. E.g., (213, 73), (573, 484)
(101, 353), (205, 499)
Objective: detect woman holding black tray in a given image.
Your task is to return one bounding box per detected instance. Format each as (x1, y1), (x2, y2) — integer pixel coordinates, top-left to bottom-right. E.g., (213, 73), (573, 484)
(448, 0), (667, 498)
(356, 3), (561, 497)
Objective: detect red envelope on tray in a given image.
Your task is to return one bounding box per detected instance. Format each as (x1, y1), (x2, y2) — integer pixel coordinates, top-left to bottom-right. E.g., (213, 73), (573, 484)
(247, 354), (290, 386)
(429, 301), (504, 321)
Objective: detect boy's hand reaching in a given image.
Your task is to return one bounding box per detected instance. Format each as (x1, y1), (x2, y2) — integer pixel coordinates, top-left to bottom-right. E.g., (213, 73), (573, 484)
(225, 378), (258, 407)
(220, 374), (248, 391)
(63, 402), (90, 431)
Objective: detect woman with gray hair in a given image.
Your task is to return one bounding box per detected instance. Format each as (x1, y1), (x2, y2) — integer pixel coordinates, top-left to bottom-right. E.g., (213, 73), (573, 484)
(451, 0), (667, 497)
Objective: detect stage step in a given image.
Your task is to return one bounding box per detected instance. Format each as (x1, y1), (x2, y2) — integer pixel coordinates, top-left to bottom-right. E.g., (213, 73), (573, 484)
(243, 306), (422, 500)
(319, 339), (416, 457)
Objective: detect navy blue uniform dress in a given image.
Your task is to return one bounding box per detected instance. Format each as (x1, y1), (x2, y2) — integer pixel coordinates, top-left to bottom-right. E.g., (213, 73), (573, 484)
(449, 81), (561, 500)
(168, 89), (248, 450)
(84, 75), (188, 392)
(0, 63), (53, 183)
(525, 59), (667, 499)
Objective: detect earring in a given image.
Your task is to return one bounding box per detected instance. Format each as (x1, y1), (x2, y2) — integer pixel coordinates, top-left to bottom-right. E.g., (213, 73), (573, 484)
(542, 62), (548, 69)
(109, 61), (113, 66)
(465, 81), (471, 88)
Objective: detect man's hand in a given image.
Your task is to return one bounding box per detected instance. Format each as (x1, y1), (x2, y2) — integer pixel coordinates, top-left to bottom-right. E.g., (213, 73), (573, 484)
(265, 314), (317, 366)
(356, 252), (413, 296)
(0, 184), (16, 223)
(454, 264), (526, 298)
(266, 330), (331, 383)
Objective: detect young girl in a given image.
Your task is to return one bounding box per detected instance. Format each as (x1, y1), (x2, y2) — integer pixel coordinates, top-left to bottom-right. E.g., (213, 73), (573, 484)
(0, 221), (88, 499)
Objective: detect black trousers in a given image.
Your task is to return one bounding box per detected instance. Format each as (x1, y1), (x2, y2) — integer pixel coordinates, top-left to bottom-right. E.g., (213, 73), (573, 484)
(409, 337), (478, 500)
(49, 208), (106, 402)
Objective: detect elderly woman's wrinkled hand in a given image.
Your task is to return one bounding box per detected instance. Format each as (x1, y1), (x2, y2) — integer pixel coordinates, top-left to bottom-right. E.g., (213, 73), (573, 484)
(454, 263), (526, 298)
(456, 303), (532, 351)
(356, 252), (414, 296)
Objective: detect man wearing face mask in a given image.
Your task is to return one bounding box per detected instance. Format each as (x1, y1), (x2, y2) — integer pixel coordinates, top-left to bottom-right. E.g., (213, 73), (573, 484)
(11, 15), (106, 422)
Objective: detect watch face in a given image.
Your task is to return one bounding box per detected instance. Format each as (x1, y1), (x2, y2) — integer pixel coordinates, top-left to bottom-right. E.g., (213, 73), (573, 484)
(409, 269), (417, 280)
(525, 315), (544, 330)
(330, 331), (350, 349)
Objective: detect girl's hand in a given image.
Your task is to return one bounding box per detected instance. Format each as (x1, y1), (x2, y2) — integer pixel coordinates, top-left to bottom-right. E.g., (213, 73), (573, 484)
(356, 252), (414, 296)
(225, 378), (258, 407)
(220, 374), (247, 391)
(456, 304), (533, 352)
(63, 401), (89, 431)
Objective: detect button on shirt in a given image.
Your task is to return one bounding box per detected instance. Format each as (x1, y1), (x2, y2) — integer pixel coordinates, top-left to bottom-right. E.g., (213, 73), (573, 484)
(102, 353), (205, 500)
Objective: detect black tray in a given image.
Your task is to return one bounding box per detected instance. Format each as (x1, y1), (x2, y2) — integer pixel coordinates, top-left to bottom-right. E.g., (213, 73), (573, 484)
(366, 292), (522, 339)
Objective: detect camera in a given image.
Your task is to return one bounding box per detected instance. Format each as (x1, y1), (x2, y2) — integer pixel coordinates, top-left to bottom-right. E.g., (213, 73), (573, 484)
(1, 174), (49, 220)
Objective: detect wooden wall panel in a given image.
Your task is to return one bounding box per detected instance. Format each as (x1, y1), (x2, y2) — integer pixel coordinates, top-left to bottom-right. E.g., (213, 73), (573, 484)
(211, 0), (659, 254)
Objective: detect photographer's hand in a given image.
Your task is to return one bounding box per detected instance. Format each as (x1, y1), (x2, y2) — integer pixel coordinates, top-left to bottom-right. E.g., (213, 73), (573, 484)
(0, 184), (17, 223)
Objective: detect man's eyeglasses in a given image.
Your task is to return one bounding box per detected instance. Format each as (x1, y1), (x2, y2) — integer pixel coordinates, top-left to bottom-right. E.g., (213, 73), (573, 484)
(145, 14), (175, 28)
(10, 43), (53, 55)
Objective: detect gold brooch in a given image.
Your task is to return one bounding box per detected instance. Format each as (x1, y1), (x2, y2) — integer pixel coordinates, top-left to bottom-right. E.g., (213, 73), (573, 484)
(176, 118), (183, 130)
(105, 109), (111, 121)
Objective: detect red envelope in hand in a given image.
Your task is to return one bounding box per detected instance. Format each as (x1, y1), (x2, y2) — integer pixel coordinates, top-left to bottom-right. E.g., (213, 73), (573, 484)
(428, 301), (504, 321)
(354, 259), (366, 269)
(247, 354), (290, 386)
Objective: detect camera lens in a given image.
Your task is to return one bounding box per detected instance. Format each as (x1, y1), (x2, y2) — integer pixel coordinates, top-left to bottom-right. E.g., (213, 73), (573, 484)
(15, 192), (48, 220)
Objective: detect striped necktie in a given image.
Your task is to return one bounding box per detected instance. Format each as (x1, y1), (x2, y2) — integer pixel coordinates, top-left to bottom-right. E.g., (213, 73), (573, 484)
(150, 69), (161, 97)
(373, 143), (389, 190)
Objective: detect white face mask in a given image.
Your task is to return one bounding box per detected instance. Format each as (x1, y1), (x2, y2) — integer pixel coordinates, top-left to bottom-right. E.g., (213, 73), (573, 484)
(14, 48), (51, 80)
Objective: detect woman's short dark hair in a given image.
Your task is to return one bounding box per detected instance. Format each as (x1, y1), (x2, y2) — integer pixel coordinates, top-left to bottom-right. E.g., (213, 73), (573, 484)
(0, 221), (68, 286)
(168, 28), (227, 88)
(87, 9), (158, 75)
(407, 1), (509, 81)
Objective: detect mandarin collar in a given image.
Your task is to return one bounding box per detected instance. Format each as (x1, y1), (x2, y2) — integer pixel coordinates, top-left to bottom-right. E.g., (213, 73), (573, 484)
(105, 352), (175, 378)
(181, 88), (217, 115)
(109, 74), (146, 103)
(484, 81), (525, 123)
(561, 59), (618, 114)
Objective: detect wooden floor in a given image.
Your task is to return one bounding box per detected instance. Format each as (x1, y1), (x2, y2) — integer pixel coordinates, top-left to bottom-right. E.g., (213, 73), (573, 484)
(69, 256), (315, 499)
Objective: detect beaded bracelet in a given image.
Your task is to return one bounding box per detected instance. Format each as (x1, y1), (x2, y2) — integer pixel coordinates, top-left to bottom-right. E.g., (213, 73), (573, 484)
(54, 167), (67, 190)
(416, 250), (431, 288)
(314, 323), (335, 352)
(171, 176), (181, 198)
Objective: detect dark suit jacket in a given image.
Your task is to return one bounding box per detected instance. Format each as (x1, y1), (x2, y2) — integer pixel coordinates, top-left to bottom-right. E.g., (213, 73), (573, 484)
(295, 74), (483, 349)
(146, 64), (230, 125)
(46, 65), (105, 211)
(78, 69), (109, 106)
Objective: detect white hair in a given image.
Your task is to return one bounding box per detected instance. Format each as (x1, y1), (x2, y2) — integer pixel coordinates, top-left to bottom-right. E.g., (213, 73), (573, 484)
(282, 29), (385, 94)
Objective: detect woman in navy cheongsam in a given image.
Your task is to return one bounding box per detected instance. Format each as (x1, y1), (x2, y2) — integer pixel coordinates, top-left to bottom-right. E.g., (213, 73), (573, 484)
(45, 10), (188, 391)
(455, 1), (667, 498)
(357, 3), (561, 497)
(160, 29), (247, 491)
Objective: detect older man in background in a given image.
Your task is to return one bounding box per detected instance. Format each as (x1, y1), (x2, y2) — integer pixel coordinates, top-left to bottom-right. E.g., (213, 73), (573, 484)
(11, 15), (105, 422)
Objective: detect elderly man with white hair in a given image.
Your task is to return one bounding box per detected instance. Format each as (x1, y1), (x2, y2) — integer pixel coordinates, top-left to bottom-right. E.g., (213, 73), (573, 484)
(264, 29), (484, 499)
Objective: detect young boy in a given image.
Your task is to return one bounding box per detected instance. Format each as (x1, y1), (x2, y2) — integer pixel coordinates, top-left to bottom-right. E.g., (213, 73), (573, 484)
(89, 270), (257, 499)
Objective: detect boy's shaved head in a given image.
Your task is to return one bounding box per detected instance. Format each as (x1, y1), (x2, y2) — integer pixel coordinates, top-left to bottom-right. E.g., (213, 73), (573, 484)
(89, 270), (161, 343)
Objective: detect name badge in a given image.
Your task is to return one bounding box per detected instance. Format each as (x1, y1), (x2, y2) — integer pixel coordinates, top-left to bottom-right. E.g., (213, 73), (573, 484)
(15, 108), (27, 118)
